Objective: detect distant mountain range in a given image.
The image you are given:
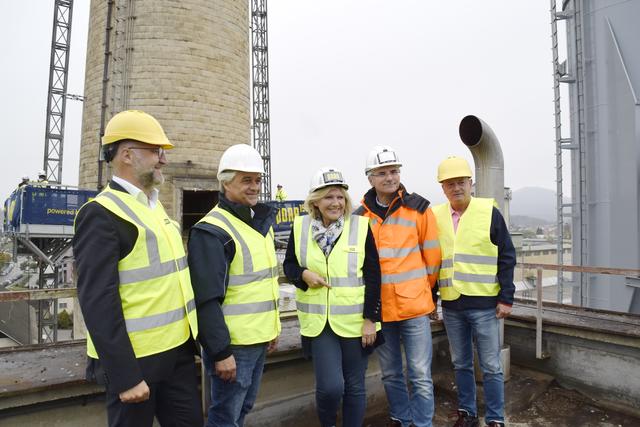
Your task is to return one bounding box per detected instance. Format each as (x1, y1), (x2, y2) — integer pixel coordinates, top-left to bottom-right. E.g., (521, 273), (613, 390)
(510, 187), (567, 224)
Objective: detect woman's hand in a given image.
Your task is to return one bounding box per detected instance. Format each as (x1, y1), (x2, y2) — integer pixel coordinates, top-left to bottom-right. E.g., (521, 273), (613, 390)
(302, 269), (331, 289)
(361, 319), (377, 348)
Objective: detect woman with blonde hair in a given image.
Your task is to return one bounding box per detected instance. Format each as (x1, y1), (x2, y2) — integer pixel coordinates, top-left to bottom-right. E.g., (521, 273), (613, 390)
(284, 167), (382, 427)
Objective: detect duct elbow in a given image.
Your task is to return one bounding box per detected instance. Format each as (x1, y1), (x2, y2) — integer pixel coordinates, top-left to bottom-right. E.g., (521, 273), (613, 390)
(458, 115), (505, 212)
(459, 115), (504, 165)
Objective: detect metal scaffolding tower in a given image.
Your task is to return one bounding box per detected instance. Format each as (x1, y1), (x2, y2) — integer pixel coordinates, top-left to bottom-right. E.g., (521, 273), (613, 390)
(550, 0), (587, 304)
(97, 0), (117, 190)
(251, 0), (272, 200)
(43, 0), (75, 185)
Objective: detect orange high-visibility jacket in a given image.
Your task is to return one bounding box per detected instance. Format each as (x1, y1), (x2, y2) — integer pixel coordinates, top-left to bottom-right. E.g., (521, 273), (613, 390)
(355, 187), (441, 321)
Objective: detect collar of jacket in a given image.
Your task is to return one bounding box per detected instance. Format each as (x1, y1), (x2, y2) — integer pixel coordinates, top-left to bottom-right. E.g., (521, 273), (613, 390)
(107, 181), (127, 193)
(218, 193), (277, 233)
(361, 184), (430, 218)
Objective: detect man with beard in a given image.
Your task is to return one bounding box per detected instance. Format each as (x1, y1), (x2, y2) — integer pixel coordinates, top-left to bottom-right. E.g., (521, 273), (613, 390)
(73, 110), (201, 427)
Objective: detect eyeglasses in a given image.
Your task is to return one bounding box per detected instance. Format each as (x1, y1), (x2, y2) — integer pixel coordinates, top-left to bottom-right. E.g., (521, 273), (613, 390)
(369, 169), (400, 178)
(126, 146), (166, 157)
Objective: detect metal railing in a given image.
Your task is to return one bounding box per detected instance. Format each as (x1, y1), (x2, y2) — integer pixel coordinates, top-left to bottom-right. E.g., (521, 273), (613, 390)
(3, 264), (640, 360)
(518, 262), (640, 359)
(0, 288), (76, 302)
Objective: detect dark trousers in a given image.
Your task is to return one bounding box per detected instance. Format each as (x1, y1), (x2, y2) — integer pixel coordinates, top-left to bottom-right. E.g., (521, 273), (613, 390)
(105, 346), (203, 427)
(311, 326), (369, 427)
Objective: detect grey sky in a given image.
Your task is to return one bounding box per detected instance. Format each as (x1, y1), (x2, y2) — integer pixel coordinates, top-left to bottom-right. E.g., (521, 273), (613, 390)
(1, 1), (556, 206)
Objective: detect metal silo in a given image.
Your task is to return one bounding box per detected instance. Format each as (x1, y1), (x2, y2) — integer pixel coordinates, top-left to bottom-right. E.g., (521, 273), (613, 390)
(561, 0), (640, 312)
(78, 0), (250, 230)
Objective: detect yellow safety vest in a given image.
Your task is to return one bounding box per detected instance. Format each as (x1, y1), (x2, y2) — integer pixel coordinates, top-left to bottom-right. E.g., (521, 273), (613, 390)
(79, 187), (198, 358)
(294, 214), (380, 338)
(275, 188), (288, 202)
(8, 199), (16, 223)
(433, 198), (499, 301)
(198, 206), (281, 345)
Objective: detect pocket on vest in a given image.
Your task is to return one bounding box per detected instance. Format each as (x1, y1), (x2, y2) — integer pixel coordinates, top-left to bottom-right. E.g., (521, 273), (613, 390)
(392, 280), (429, 316)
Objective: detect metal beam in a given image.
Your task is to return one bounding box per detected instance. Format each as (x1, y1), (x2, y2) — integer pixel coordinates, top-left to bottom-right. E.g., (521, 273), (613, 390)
(97, 0), (115, 190)
(251, 0), (272, 200)
(519, 262), (640, 277)
(0, 288), (77, 302)
(43, 0), (74, 184)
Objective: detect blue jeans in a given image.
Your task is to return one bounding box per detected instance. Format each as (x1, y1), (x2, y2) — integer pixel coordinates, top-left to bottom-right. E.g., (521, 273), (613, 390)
(202, 344), (267, 427)
(311, 326), (369, 427)
(376, 315), (434, 427)
(442, 307), (504, 424)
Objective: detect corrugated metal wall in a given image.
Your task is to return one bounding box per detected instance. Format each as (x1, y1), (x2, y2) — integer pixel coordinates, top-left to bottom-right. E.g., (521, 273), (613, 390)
(565, 0), (640, 312)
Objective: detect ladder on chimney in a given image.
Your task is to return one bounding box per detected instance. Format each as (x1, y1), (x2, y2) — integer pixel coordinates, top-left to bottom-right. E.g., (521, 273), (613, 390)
(550, 0), (587, 305)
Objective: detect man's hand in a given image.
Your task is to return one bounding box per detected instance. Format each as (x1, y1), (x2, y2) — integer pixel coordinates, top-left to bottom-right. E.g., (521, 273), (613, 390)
(302, 269), (330, 289)
(428, 310), (439, 321)
(496, 303), (512, 319)
(119, 380), (150, 403)
(215, 355), (237, 382)
(267, 338), (278, 354)
(361, 319), (377, 348)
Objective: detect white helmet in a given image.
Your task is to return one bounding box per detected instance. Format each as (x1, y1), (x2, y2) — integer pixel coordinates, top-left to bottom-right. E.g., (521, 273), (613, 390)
(365, 145), (402, 174)
(38, 170), (46, 177)
(217, 144), (264, 179)
(309, 167), (349, 193)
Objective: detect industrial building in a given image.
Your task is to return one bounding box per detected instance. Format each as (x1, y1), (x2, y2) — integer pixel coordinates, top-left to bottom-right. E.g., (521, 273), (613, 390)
(1, 0), (640, 425)
(79, 0), (252, 229)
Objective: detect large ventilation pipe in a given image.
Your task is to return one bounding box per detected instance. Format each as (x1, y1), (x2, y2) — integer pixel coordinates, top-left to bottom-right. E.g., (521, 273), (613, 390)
(459, 115), (511, 379)
(458, 115), (505, 213)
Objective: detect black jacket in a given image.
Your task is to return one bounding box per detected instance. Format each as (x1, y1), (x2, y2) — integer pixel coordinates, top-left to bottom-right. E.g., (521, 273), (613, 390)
(187, 194), (277, 362)
(73, 182), (196, 394)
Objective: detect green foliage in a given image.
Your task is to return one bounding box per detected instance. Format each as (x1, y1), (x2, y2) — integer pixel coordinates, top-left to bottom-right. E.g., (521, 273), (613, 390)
(57, 310), (73, 329)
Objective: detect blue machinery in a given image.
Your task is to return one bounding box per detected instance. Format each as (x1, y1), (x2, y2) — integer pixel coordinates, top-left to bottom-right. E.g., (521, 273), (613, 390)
(2, 185), (97, 343)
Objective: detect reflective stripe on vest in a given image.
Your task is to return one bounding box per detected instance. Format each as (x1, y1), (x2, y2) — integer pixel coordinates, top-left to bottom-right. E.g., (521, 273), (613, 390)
(82, 187), (198, 359)
(100, 192), (189, 285)
(294, 214), (380, 338)
(127, 299), (197, 332)
(433, 198), (499, 300)
(198, 207), (280, 345)
(222, 300), (277, 316)
(296, 301), (326, 315)
(383, 216), (416, 227)
(206, 212), (280, 286)
(296, 214), (363, 285)
(381, 266), (429, 284)
(359, 198), (440, 321)
(378, 239), (439, 260)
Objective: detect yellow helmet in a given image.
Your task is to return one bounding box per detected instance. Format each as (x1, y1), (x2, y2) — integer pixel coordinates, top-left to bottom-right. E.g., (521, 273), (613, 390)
(437, 156), (472, 182)
(102, 110), (173, 148)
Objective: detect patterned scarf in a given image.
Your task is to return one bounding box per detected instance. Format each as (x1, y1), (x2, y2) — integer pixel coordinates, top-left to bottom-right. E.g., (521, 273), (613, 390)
(311, 215), (345, 257)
